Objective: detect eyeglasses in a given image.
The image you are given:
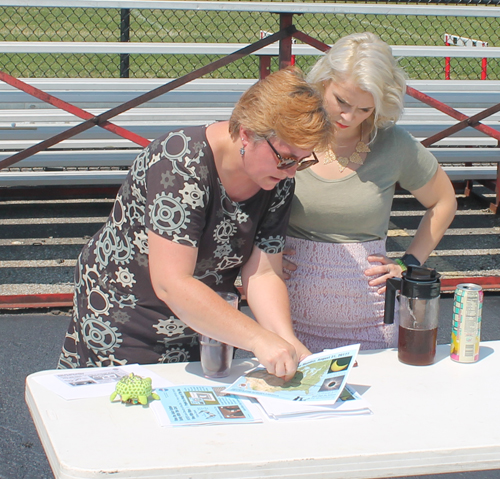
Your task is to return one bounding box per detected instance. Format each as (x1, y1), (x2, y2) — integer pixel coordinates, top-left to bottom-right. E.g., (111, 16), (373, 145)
(266, 139), (319, 171)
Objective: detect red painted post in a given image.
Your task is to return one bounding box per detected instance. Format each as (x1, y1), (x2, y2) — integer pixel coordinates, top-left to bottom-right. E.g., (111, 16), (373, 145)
(481, 57), (488, 80)
(444, 34), (451, 80)
(279, 13), (294, 70)
(259, 56), (271, 79)
(445, 41), (451, 80)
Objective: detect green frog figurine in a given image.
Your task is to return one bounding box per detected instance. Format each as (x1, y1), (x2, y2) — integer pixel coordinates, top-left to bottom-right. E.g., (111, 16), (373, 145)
(110, 373), (160, 405)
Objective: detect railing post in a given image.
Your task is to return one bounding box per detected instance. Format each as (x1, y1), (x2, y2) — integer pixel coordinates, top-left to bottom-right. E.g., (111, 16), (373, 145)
(481, 57), (488, 80)
(279, 13), (294, 70)
(120, 9), (131, 78)
(259, 56), (271, 79)
(490, 140), (500, 214)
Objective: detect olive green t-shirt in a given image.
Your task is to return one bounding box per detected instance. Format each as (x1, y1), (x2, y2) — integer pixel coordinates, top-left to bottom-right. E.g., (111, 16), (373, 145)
(287, 125), (438, 243)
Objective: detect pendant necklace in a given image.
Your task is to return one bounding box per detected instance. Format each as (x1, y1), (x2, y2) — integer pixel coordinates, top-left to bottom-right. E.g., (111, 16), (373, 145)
(324, 127), (370, 172)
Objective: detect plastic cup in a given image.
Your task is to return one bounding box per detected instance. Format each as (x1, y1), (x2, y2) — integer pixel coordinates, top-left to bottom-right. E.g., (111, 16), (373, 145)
(199, 292), (238, 378)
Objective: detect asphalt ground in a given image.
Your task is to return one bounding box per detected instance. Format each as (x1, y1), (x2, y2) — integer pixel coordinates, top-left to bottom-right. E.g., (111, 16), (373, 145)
(1, 294), (500, 479)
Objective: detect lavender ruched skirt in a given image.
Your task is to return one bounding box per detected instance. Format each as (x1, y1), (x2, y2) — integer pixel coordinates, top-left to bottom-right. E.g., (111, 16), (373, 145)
(285, 236), (398, 353)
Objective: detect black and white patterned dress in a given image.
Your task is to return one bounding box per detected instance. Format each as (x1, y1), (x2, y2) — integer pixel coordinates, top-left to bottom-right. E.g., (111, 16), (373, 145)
(58, 125), (294, 368)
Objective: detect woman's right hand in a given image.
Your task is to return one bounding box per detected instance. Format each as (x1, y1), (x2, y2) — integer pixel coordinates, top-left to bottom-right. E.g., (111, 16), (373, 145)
(365, 253), (405, 294)
(282, 246), (297, 280)
(251, 330), (299, 382)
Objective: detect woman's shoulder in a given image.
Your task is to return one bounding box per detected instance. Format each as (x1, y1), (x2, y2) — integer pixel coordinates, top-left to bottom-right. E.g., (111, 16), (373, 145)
(141, 125), (214, 189)
(149, 125), (208, 151)
(376, 125), (438, 187)
(374, 124), (424, 153)
(376, 124), (413, 142)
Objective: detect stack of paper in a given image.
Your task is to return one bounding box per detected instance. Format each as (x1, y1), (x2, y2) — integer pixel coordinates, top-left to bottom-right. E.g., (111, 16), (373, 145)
(255, 384), (371, 420)
(223, 344), (372, 420)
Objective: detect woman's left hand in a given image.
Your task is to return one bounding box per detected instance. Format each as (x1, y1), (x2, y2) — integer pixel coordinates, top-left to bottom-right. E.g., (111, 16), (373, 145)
(365, 253), (404, 294)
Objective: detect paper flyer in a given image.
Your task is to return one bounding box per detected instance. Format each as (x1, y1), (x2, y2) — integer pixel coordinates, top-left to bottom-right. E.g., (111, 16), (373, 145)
(223, 344), (360, 404)
(33, 364), (173, 400)
(152, 385), (263, 426)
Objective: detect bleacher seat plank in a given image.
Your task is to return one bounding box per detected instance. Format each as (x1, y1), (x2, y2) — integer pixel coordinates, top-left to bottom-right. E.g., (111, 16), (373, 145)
(0, 76), (498, 210)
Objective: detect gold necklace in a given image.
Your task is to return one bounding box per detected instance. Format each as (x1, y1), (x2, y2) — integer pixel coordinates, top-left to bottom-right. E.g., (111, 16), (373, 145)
(324, 136), (371, 172)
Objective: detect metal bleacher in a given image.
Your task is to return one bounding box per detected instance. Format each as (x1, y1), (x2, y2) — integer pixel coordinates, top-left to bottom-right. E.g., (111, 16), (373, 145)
(0, 10), (498, 210)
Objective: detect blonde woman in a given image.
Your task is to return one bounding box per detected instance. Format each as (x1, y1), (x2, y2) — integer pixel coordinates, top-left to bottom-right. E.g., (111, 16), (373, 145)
(284, 33), (457, 352)
(58, 67), (332, 380)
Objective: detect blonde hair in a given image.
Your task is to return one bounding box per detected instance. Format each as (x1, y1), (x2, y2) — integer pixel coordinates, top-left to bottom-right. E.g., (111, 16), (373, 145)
(229, 66), (333, 152)
(307, 32), (407, 135)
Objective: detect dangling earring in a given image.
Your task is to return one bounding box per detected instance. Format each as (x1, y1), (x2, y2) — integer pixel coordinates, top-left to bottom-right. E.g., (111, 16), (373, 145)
(240, 147), (245, 156)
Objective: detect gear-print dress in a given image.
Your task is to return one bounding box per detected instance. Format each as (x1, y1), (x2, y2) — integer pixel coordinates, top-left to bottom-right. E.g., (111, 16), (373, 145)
(58, 125), (294, 368)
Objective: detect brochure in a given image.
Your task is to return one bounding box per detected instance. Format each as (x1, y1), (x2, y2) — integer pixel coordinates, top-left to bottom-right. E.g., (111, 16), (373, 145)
(152, 385), (263, 427)
(223, 344), (360, 404)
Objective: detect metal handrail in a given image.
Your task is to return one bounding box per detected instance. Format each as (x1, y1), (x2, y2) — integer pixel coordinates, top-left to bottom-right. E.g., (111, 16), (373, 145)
(0, 25), (296, 170)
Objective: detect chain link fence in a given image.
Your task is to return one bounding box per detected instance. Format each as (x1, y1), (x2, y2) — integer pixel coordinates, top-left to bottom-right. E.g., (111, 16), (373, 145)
(0, 2), (499, 80)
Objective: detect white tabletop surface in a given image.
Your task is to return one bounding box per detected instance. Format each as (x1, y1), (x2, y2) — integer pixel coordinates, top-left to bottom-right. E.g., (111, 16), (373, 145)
(25, 342), (500, 479)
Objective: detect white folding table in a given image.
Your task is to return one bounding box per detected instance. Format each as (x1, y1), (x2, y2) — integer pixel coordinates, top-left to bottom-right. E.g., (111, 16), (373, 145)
(25, 341), (500, 479)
